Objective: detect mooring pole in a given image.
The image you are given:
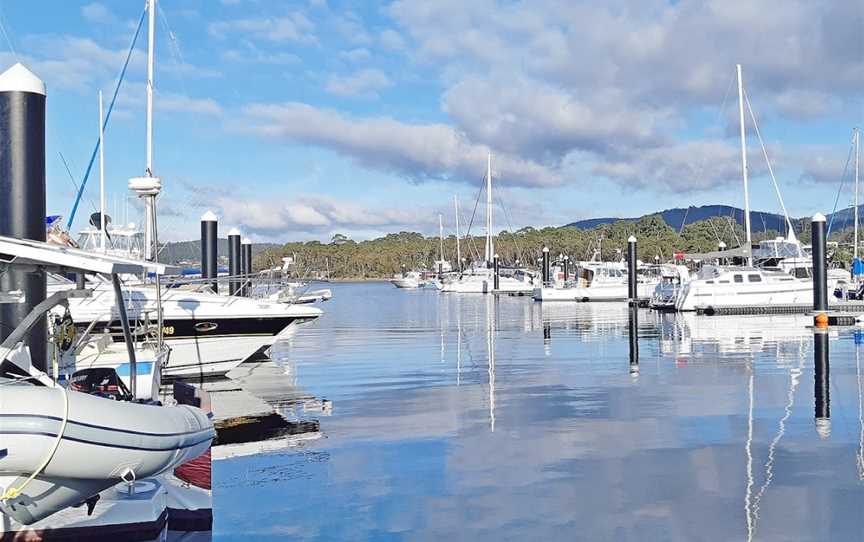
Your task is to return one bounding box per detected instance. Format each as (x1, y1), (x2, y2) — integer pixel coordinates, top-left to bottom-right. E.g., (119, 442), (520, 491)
(718, 241), (727, 266)
(814, 328), (830, 438)
(542, 247), (550, 286)
(200, 211), (218, 293)
(493, 253), (500, 291)
(0, 64), (47, 369)
(627, 236), (638, 304)
(628, 305), (639, 374)
(811, 213), (828, 318)
(563, 255), (569, 282)
(228, 228), (241, 296)
(241, 238), (253, 297)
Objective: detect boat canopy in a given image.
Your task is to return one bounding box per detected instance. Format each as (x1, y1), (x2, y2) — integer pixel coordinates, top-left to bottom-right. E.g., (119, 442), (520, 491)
(0, 235), (177, 275)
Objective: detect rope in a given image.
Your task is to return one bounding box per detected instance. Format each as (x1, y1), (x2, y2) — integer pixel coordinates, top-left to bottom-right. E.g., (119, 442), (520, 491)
(68, 3), (148, 229)
(0, 384), (70, 502)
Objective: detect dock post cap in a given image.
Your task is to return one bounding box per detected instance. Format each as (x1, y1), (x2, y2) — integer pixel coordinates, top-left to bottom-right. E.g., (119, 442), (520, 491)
(0, 63), (46, 95)
(718, 241), (727, 248)
(201, 210), (218, 222)
(542, 246), (549, 253)
(812, 212), (827, 222)
(241, 237), (252, 245)
(563, 255), (569, 260)
(627, 235), (637, 243)
(227, 228), (241, 236)
(493, 253), (498, 258)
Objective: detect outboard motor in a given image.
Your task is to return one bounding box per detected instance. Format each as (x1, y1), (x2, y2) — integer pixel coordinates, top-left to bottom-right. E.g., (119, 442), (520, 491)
(69, 367), (133, 402)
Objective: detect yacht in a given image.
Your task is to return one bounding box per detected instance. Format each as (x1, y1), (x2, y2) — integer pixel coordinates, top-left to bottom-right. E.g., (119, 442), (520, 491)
(533, 261), (666, 302)
(51, 275), (322, 379)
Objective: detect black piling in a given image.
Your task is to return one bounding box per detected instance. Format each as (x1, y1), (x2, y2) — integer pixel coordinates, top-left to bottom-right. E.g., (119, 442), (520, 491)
(718, 241), (727, 266)
(493, 254), (500, 291)
(0, 64), (47, 369)
(563, 255), (569, 282)
(542, 246), (550, 285)
(628, 305), (639, 374)
(241, 238), (252, 297)
(811, 213), (828, 314)
(627, 236), (637, 303)
(201, 211), (218, 293)
(228, 228), (241, 296)
(814, 329), (830, 438)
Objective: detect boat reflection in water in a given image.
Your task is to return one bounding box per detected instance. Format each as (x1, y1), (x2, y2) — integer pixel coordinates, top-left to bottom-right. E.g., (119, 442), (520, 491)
(212, 283), (864, 540)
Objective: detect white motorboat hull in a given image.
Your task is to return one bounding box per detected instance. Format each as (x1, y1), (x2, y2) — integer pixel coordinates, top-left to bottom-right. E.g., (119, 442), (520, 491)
(441, 275), (534, 294)
(392, 278), (421, 288)
(0, 381), (214, 524)
(533, 282), (654, 302)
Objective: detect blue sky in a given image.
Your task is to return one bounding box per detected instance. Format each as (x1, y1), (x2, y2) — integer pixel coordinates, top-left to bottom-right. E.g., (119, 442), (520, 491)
(2, 0), (862, 241)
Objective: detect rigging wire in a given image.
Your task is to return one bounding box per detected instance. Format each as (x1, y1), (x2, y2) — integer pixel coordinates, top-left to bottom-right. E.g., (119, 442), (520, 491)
(67, 3), (148, 230)
(0, 2), (19, 62)
(826, 134), (855, 237)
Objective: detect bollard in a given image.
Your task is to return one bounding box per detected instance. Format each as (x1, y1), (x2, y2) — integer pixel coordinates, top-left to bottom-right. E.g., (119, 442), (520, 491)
(628, 305), (639, 374)
(627, 236), (637, 303)
(200, 211), (218, 293)
(241, 238), (252, 297)
(0, 64), (47, 369)
(493, 254), (499, 291)
(563, 255), (569, 282)
(811, 213), (828, 315)
(814, 329), (830, 438)
(542, 246), (550, 285)
(228, 228), (241, 296)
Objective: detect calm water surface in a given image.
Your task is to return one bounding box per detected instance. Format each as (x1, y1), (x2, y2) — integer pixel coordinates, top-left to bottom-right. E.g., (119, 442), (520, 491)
(214, 282), (864, 541)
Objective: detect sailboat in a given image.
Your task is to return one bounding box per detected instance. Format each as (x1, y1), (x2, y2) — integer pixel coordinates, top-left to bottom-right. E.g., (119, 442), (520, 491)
(440, 153), (535, 294)
(675, 65), (847, 311)
(56, 0), (322, 378)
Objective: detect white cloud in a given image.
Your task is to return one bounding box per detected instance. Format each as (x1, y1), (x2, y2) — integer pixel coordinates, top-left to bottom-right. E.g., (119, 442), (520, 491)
(325, 68), (391, 97)
(208, 13), (317, 44)
(379, 29), (406, 51)
(81, 2), (120, 25)
(239, 102), (560, 187)
(338, 48), (372, 63)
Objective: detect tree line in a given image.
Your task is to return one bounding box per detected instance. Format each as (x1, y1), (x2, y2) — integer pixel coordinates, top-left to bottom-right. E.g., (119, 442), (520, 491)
(254, 214), (856, 279)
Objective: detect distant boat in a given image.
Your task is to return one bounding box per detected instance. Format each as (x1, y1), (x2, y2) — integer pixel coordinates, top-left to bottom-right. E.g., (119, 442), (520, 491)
(440, 153), (535, 294)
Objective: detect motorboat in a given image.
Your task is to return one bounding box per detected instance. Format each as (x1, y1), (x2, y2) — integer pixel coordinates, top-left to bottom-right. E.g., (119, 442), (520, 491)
(392, 270), (425, 289)
(649, 265), (691, 310)
(533, 262), (664, 302)
(52, 276), (323, 379)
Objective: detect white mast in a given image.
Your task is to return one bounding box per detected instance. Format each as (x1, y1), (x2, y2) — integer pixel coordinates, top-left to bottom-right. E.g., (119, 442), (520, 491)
(98, 90), (106, 253)
(737, 64), (753, 266)
(856, 128), (860, 261)
(141, 0), (158, 261)
(454, 195), (462, 267)
(485, 152), (493, 264)
(438, 213), (444, 263)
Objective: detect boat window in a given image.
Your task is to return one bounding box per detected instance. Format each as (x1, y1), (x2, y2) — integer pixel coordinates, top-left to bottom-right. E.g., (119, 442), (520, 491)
(793, 267), (810, 279)
(748, 274), (762, 282)
(734, 275), (743, 283)
(718, 280), (729, 284)
(705, 280), (714, 284)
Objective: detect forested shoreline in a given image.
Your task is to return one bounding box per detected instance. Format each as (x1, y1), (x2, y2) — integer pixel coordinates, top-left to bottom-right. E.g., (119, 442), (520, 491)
(255, 214), (856, 280)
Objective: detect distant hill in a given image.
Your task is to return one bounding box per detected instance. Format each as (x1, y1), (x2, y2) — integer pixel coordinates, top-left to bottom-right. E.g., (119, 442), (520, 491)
(160, 239), (281, 265)
(565, 205), (793, 233)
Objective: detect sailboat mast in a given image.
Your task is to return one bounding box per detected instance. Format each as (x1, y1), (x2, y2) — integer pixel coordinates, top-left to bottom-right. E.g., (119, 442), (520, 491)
(485, 152), (493, 264)
(438, 213), (444, 263)
(98, 90), (106, 253)
(736, 64), (753, 266)
(454, 195), (462, 267)
(856, 128), (860, 261)
(140, 0), (158, 262)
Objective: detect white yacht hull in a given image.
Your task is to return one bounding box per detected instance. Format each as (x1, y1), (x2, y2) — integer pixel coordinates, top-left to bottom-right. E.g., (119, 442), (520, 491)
(533, 282), (654, 302)
(676, 281), (814, 311)
(392, 278), (421, 289)
(441, 275), (534, 294)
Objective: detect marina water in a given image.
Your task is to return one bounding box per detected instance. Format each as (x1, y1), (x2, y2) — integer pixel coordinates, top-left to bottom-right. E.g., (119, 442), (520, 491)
(214, 282), (864, 540)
